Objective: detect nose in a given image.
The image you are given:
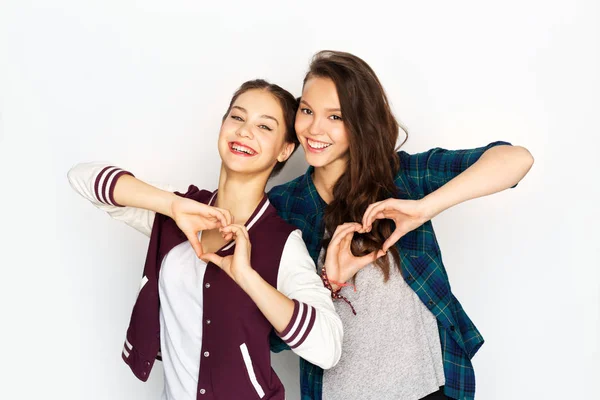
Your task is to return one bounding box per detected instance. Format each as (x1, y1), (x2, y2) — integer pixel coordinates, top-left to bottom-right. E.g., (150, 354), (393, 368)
(308, 116), (324, 136)
(236, 123), (254, 140)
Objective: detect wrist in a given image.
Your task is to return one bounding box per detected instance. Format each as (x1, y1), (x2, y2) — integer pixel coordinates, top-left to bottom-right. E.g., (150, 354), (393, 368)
(418, 195), (444, 220)
(321, 265), (342, 293)
(163, 192), (180, 219)
(235, 266), (259, 291)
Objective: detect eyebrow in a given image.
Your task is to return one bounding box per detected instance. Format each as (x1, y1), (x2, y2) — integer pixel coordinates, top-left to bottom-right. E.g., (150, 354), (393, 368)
(231, 105), (280, 126)
(300, 99), (341, 113)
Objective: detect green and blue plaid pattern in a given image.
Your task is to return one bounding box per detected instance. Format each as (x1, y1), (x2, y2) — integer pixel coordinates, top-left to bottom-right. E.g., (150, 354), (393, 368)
(268, 141), (512, 400)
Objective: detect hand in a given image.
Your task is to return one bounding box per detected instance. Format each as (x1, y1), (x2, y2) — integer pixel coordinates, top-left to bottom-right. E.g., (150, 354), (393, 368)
(170, 196), (233, 257)
(200, 224), (253, 284)
(324, 222), (386, 291)
(361, 198), (432, 252)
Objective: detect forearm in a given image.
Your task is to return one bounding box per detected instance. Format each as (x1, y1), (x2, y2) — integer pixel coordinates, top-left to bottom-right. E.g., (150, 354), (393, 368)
(236, 269), (295, 333)
(421, 145), (533, 217)
(113, 174), (178, 218)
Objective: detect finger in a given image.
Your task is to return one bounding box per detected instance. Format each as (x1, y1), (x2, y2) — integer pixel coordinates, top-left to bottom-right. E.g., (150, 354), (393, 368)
(184, 230), (204, 258)
(361, 204), (374, 230)
(382, 228), (405, 252)
(200, 252), (222, 267)
(331, 222), (352, 239)
(215, 208), (233, 226)
(352, 250), (385, 272)
(339, 228), (355, 250)
(331, 225), (361, 258)
(331, 222), (361, 240)
(362, 201), (383, 229)
(327, 227), (356, 258)
(330, 223), (361, 248)
(220, 231), (234, 241)
(366, 202), (399, 231)
(220, 223), (242, 234)
(224, 224), (252, 259)
(237, 225), (250, 241)
(221, 224), (249, 243)
(363, 201), (389, 229)
(209, 208), (229, 228)
(381, 210), (400, 219)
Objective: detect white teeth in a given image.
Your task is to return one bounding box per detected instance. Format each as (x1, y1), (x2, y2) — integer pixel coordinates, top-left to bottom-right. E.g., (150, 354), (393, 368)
(307, 139), (332, 149)
(232, 144), (255, 155)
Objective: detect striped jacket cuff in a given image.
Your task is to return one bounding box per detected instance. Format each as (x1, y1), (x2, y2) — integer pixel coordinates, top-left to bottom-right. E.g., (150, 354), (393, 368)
(94, 166), (134, 207)
(122, 336), (133, 360)
(277, 299), (316, 349)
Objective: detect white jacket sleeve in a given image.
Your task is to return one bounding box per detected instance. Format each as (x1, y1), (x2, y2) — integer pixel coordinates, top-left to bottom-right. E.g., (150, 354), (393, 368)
(67, 162), (179, 237)
(275, 229), (343, 369)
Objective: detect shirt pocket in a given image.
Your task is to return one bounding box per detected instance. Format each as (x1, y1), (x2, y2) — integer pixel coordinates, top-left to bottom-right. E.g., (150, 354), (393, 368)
(239, 343), (266, 399)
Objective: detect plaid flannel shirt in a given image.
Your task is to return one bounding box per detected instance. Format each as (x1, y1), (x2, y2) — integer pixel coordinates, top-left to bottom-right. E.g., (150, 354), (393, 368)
(268, 141), (513, 400)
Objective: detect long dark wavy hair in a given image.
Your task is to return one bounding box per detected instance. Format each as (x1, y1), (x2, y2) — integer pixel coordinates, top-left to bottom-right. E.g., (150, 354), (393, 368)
(305, 51), (408, 281)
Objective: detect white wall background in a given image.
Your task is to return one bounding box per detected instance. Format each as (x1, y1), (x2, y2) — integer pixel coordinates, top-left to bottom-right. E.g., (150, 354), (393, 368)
(1, 0), (598, 399)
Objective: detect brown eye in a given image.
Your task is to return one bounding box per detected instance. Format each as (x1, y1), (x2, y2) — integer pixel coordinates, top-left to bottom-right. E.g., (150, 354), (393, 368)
(301, 108), (313, 115)
(258, 125), (273, 131)
(231, 115), (244, 122)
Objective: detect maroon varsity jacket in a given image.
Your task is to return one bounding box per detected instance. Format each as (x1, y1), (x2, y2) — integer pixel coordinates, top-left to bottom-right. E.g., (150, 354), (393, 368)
(121, 185), (301, 399)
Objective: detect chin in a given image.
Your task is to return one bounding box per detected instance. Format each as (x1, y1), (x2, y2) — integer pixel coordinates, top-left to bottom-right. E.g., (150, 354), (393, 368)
(303, 153), (330, 168)
(222, 159), (272, 177)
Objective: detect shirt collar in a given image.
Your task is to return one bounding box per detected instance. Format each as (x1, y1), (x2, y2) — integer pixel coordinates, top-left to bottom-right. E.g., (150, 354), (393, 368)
(209, 189), (271, 252)
(303, 166), (327, 215)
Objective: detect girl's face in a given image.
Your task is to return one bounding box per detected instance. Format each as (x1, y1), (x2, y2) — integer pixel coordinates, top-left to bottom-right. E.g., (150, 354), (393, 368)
(295, 77), (350, 170)
(218, 89), (294, 177)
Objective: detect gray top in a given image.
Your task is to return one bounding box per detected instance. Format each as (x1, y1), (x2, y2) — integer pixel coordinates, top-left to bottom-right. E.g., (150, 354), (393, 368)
(322, 252), (445, 400)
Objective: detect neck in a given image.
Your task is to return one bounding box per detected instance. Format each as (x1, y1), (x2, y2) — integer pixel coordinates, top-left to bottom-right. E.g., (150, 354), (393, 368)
(312, 157), (348, 204)
(215, 164), (269, 225)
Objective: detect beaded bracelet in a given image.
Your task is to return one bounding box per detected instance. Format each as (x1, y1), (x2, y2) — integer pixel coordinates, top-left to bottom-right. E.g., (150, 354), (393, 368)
(321, 267), (357, 315)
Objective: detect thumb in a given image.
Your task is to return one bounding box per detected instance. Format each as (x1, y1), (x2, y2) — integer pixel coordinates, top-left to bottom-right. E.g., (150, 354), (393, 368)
(184, 230), (204, 258)
(356, 249), (385, 268)
(382, 228), (404, 253)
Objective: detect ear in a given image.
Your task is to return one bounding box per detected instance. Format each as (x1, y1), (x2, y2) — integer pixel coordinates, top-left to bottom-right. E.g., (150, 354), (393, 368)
(277, 142), (295, 163)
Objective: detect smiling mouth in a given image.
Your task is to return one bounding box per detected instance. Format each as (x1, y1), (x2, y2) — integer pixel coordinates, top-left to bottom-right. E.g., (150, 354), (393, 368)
(229, 142), (258, 156)
(307, 138), (332, 150)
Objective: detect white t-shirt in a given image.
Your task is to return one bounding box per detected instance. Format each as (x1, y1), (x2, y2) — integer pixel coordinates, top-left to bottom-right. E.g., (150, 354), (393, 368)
(159, 234), (207, 400)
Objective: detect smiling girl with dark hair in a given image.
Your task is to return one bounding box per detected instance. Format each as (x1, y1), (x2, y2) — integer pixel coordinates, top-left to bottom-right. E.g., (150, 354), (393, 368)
(68, 79), (343, 400)
(267, 51), (533, 400)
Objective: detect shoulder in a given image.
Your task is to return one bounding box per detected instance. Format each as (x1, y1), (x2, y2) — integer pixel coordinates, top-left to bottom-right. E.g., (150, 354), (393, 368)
(249, 206), (300, 268)
(259, 204), (298, 237)
(280, 229), (307, 253)
(268, 175), (305, 199)
(396, 148), (436, 168)
(393, 150), (426, 198)
(267, 173), (310, 219)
